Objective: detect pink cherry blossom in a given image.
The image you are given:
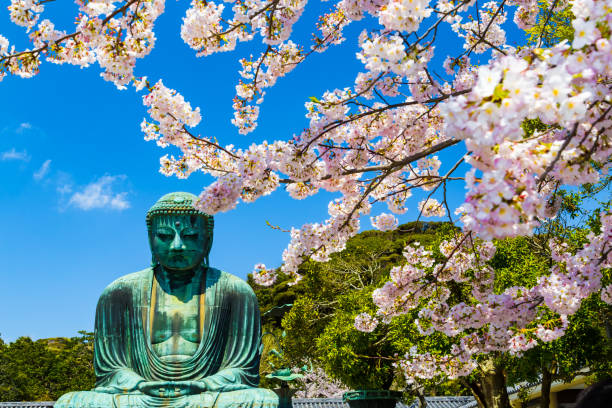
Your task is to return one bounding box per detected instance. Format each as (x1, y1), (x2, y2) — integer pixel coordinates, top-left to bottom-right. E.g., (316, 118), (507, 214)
(370, 213), (398, 231)
(354, 312), (379, 332)
(252, 263), (278, 286)
(418, 198), (446, 218)
(295, 366), (348, 398)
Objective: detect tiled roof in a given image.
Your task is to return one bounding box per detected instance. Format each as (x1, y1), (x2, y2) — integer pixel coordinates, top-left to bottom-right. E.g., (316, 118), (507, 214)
(293, 398), (357, 408)
(0, 396), (475, 408)
(411, 396), (474, 408)
(293, 396), (474, 408)
(456, 400), (478, 408)
(293, 398), (406, 408)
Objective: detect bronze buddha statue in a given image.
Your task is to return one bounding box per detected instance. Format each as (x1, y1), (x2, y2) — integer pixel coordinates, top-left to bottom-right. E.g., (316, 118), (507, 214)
(55, 192), (279, 408)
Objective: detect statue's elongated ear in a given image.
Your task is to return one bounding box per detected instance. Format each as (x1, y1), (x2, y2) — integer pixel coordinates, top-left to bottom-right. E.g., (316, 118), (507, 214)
(151, 254), (159, 268)
(202, 215), (214, 260)
(147, 222), (157, 266)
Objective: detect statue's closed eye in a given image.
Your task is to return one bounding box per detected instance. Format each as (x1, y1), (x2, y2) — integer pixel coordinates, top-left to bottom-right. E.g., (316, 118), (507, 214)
(157, 233), (174, 241)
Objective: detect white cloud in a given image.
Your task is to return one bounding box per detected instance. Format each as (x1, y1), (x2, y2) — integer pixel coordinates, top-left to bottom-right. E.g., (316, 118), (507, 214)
(33, 159), (51, 180)
(57, 184), (73, 195)
(68, 175), (130, 211)
(16, 122), (32, 134)
(55, 171), (74, 195)
(1, 148), (30, 161)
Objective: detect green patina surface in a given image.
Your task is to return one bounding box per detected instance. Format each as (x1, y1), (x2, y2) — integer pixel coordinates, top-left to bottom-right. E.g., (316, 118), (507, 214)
(55, 192), (279, 408)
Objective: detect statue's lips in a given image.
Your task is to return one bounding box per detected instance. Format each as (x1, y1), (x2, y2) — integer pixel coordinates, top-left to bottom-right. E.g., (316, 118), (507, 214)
(167, 251), (198, 262)
(170, 254), (188, 260)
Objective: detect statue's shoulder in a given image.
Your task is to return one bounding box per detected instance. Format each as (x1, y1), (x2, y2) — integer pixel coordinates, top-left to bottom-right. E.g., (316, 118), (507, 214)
(210, 268), (255, 295)
(101, 268), (151, 295)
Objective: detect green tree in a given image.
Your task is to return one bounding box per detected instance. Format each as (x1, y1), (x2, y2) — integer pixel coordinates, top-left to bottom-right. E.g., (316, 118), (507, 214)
(0, 332), (95, 402)
(525, 0), (575, 47)
(0, 336), (58, 401)
(250, 196), (610, 408)
(263, 222), (464, 395)
(484, 236), (612, 408)
(47, 332), (96, 399)
(0, 336), (8, 398)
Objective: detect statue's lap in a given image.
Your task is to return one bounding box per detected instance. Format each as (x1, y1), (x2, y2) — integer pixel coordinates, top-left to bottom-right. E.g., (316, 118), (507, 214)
(55, 387), (279, 408)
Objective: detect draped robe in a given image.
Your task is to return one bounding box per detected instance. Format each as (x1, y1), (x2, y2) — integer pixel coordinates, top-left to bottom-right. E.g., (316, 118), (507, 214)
(55, 267), (279, 408)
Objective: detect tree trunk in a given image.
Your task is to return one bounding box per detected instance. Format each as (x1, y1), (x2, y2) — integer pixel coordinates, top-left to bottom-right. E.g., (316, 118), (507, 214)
(540, 364), (552, 408)
(417, 391), (427, 408)
(478, 355), (511, 408)
(463, 379), (486, 408)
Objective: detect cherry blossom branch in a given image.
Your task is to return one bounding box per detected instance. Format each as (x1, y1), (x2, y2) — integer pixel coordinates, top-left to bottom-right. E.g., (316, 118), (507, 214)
(0, 32), (78, 62)
(301, 90), (470, 152)
(539, 104), (612, 186)
(415, 155), (467, 223)
(465, 0), (507, 57)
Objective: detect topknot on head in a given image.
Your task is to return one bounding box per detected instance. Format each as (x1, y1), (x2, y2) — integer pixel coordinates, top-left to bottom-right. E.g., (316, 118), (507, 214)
(146, 192), (214, 234)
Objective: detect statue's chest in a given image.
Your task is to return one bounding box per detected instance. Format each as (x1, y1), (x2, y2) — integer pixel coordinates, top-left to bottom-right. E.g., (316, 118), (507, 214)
(151, 287), (201, 357)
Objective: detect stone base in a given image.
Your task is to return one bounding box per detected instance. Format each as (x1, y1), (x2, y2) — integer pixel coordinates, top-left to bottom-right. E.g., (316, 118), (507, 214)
(55, 387), (279, 408)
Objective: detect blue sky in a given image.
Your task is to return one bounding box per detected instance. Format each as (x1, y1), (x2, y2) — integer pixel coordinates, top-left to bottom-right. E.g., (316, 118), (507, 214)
(0, 2), (527, 342)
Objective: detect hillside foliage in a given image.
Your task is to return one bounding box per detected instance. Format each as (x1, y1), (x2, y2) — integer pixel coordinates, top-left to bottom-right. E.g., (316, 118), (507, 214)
(0, 331), (95, 402)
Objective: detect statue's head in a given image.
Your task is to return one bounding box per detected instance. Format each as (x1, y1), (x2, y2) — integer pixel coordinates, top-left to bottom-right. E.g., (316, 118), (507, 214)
(146, 192), (214, 272)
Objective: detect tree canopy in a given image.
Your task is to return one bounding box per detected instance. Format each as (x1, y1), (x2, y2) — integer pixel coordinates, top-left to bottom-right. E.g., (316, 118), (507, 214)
(250, 204), (611, 408)
(0, 332), (95, 402)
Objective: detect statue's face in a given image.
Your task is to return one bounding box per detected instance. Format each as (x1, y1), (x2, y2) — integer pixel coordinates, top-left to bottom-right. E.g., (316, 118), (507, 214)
(150, 215), (210, 271)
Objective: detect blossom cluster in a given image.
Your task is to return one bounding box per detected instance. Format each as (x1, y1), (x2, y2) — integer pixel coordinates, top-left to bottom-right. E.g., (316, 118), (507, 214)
(2, 0), (165, 87)
(251, 263), (278, 286)
(446, 5), (612, 238)
(294, 366), (348, 398)
(370, 213), (398, 231)
(356, 212), (611, 382)
(9, 0), (44, 30)
(353, 312), (379, 332)
(418, 198), (446, 218)
(451, 1), (508, 54)
(142, 80), (202, 146)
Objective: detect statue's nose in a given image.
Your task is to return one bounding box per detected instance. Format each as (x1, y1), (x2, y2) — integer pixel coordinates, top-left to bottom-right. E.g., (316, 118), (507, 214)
(170, 233), (186, 251)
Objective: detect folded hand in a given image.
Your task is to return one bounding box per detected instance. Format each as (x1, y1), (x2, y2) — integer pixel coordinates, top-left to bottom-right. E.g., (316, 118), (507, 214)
(138, 380), (207, 397)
